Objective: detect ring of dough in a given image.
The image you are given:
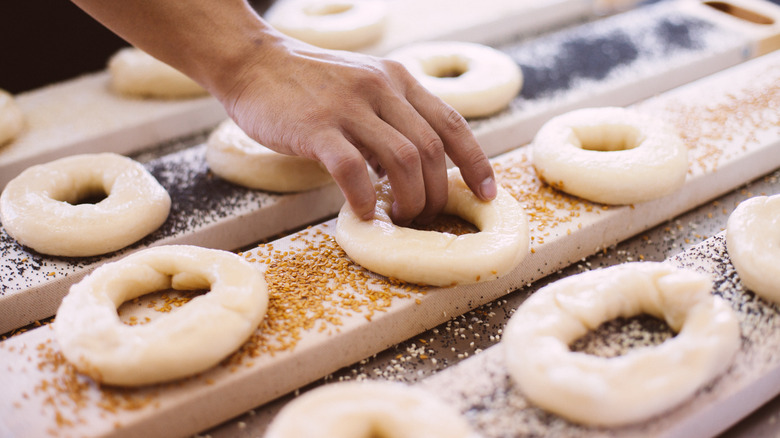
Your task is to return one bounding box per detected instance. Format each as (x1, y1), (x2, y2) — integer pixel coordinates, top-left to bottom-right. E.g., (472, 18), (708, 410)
(265, 381), (478, 438)
(503, 262), (740, 427)
(0, 153), (171, 257)
(0, 89), (24, 145)
(206, 119), (333, 192)
(266, 0), (387, 50)
(531, 107), (688, 205)
(108, 47), (207, 99)
(387, 41), (522, 118)
(727, 194), (780, 303)
(335, 168), (529, 286)
(54, 245), (269, 386)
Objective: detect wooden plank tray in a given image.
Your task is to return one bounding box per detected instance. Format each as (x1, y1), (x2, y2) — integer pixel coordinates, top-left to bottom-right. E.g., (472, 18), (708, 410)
(3, 0), (778, 335)
(420, 230), (780, 438)
(0, 0), (594, 189)
(0, 47), (777, 438)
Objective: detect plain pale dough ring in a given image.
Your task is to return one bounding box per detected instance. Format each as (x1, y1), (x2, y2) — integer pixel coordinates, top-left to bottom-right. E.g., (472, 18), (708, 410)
(0, 89), (24, 145)
(108, 47), (208, 99)
(54, 245), (269, 386)
(265, 381), (478, 438)
(0, 153), (171, 257)
(503, 262), (740, 427)
(266, 0), (387, 50)
(206, 119), (333, 192)
(727, 194), (780, 303)
(532, 107), (688, 205)
(335, 168), (529, 286)
(387, 41), (522, 118)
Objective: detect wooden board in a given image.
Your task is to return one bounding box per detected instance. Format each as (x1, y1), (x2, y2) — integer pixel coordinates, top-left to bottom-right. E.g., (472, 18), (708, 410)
(420, 232), (780, 438)
(0, 0), (593, 189)
(3, 0), (778, 335)
(0, 47), (777, 438)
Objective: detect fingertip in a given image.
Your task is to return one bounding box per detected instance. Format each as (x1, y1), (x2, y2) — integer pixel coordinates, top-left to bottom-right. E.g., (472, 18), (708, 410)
(391, 201), (413, 227)
(479, 176), (497, 201)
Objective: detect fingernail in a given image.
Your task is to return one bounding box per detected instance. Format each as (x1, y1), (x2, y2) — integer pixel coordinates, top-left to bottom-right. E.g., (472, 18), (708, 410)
(361, 210), (375, 221)
(480, 177), (497, 200)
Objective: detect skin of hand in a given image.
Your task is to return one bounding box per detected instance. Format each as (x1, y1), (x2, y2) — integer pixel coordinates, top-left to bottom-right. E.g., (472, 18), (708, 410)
(70, 0), (497, 225)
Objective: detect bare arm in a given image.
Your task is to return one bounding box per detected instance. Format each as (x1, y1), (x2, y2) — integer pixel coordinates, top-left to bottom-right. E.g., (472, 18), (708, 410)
(71, 0), (497, 225)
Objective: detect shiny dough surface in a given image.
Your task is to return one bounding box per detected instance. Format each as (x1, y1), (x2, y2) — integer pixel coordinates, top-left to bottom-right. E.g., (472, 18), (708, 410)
(532, 107), (688, 205)
(0, 153), (170, 257)
(336, 168), (529, 286)
(54, 245), (269, 386)
(108, 47), (207, 99)
(265, 381), (478, 438)
(727, 194), (780, 303)
(387, 41), (522, 118)
(503, 262), (740, 426)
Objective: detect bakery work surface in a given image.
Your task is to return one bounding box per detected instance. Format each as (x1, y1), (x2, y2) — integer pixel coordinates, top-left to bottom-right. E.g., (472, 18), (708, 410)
(1, 39), (779, 438)
(2, 0), (780, 437)
(3, 0), (780, 335)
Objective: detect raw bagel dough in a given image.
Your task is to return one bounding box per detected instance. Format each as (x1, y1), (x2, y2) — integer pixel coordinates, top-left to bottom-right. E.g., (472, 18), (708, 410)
(387, 41), (522, 118)
(265, 381), (478, 438)
(108, 47), (208, 99)
(503, 262), (740, 426)
(266, 0), (387, 50)
(206, 119), (333, 192)
(0, 153), (171, 257)
(54, 245), (268, 386)
(727, 194), (780, 302)
(0, 89), (24, 145)
(532, 107), (688, 205)
(336, 168), (529, 286)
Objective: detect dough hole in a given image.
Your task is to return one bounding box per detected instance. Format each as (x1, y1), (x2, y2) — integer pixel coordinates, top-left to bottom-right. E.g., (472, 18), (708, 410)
(409, 214), (479, 236)
(572, 124), (642, 152)
(117, 288), (208, 325)
(569, 314), (676, 358)
(421, 56), (469, 78)
(68, 188), (109, 206)
(304, 2), (352, 15)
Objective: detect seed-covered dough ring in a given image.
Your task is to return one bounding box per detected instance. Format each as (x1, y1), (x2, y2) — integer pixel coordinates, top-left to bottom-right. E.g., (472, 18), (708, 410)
(266, 0), (387, 50)
(0, 153), (171, 257)
(265, 381), (478, 438)
(54, 245), (268, 386)
(387, 41), (522, 118)
(727, 194), (780, 303)
(206, 119), (333, 192)
(108, 47), (208, 99)
(0, 89), (24, 145)
(336, 168), (529, 286)
(532, 107), (688, 205)
(503, 262), (740, 427)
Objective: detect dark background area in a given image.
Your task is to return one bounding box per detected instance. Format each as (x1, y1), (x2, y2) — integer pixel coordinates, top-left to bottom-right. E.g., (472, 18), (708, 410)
(0, 1), (274, 94)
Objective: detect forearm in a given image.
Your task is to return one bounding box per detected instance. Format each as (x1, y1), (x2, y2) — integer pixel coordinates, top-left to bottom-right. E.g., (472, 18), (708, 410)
(70, 0), (279, 98)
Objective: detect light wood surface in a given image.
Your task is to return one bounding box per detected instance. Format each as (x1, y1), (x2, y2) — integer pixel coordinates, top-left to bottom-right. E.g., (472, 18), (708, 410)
(1, 48), (778, 438)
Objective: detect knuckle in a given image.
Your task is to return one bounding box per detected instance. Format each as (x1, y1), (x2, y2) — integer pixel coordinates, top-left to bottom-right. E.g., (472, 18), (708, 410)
(389, 141), (422, 169)
(441, 105), (469, 133)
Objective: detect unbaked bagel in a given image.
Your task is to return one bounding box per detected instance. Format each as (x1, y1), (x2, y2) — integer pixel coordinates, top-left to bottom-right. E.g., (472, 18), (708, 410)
(335, 167), (529, 286)
(265, 381), (478, 438)
(387, 41), (522, 118)
(0, 153), (170, 257)
(206, 119), (333, 192)
(726, 194), (780, 303)
(266, 0), (388, 50)
(0, 89), (24, 145)
(503, 262), (740, 426)
(54, 245), (269, 386)
(531, 107), (688, 205)
(108, 47), (208, 99)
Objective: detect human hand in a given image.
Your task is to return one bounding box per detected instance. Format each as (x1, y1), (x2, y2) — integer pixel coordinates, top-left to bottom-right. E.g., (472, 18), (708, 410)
(218, 36), (497, 225)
